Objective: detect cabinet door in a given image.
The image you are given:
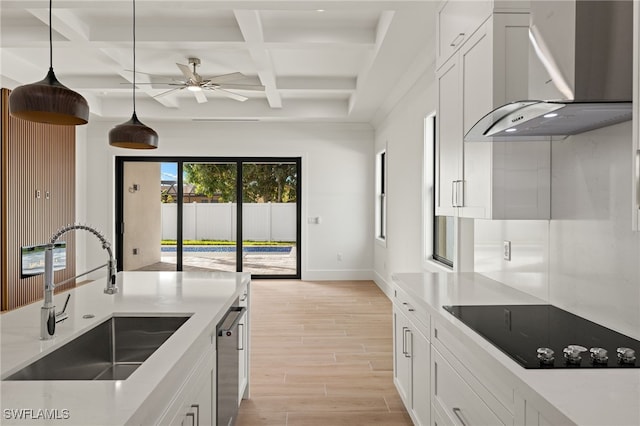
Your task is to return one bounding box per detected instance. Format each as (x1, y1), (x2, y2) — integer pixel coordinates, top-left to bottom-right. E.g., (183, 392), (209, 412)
(393, 307), (412, 405)
(436, 57), (462, 216)
(238, 309), (248, 402)
(192, 366), (214, 426)
(436, 0), (492, 69)
(411, 326), (431, 426)
(459, 18), (493, 219)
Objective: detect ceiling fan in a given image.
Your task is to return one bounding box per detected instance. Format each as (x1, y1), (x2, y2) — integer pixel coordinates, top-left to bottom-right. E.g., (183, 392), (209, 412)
(130, 58), (265, 103)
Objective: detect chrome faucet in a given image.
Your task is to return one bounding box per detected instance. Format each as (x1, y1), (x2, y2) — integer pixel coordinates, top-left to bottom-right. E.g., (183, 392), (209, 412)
(41, 224), (118, 340)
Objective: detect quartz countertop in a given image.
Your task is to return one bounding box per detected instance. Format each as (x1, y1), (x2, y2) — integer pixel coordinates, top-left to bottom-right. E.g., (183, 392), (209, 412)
(0, 271), (250, 425)
(392, 272), (640, 426)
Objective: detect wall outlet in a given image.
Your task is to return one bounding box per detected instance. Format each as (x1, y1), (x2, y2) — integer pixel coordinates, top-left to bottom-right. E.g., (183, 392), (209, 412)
(133, 248), (139, 255)
(337, 252), (343, 261)
(503, 241), (511, 261)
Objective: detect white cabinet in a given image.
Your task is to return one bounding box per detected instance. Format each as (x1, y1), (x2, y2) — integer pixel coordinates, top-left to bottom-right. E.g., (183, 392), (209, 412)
(159, 348), (216, 426)
(393, 288), (431, 426)
(435, 1), (529, 70)
(431, 347), (503, 426)
(435, 12), (552, 220)
(238, 288), (250, 402)
(435, 57), (462, 217)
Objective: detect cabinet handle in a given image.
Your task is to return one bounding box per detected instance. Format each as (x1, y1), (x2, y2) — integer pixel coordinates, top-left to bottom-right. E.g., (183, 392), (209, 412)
(452, 408), (468, 426)
(45, 191), (50, 200)
(185, 412), (196, 426)
(190, 404), (200, 426)
(451, 181), (456, 207)
(404, 328), (412, 358)
(434, 361), (438, 395)
(238, 323), (244, 351)
(401, 326), (408, 355)
(450, 33), (466, 47)
(636, 149), (640, 209)
(458, 180), (464, 207)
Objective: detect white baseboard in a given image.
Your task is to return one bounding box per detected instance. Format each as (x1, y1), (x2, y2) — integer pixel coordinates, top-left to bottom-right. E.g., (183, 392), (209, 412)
(302, 269), (374, 281)
(373, 270), (394, 299)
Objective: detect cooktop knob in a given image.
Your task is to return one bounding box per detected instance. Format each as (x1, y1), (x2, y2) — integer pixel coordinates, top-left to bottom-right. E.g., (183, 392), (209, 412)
(563, 345), (587, 364)
(537, 347), (555, 365)
(589, 347), (609, 364)
(617, 347), (636, 364)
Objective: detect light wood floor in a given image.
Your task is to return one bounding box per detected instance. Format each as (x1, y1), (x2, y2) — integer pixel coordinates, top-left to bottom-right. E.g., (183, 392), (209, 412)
(236, 280), (413, 426)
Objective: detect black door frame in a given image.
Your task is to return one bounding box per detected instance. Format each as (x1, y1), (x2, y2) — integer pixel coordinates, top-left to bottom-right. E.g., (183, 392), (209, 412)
(115, 156), (302, 279)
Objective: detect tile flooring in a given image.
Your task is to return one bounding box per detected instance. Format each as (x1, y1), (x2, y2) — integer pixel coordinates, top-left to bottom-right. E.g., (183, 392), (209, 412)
(236, 280), (413, 426)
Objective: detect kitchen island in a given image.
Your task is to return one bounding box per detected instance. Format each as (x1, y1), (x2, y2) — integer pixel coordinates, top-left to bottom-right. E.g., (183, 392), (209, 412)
(0, 271), (250, 425)
(392, 272), (640, 426)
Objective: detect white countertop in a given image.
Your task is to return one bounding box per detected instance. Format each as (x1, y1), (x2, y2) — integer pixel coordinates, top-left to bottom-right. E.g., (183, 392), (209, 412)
(392, 272), (640, 426)
(0, 271), (250, 426)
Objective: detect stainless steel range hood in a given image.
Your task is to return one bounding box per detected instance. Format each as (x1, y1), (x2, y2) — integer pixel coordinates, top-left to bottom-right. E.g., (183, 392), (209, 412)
(466, 1), (633, 142)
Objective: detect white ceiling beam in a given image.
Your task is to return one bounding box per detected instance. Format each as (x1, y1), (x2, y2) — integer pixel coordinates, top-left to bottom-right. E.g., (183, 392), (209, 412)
(264, 27), (375, 45)
(99, 97), (347, 120)
(89, 26), (244, 43)
(233, 10), (282, 109)
(347, 10), (394, 115)
(26, 8), (90, 42)
(99, 47), (179, 109)
(276, 76), (356, 91)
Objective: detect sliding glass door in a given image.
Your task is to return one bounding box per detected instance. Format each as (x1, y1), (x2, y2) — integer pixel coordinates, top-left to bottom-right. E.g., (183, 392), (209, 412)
(182, 162), (238, 272)
(242, 162), (297, 275)
(116, 157), (301, 278)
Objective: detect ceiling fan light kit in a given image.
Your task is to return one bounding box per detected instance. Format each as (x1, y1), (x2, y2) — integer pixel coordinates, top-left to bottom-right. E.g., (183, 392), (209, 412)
(9, 0), (89, 126)
(109, 0), (158, 149)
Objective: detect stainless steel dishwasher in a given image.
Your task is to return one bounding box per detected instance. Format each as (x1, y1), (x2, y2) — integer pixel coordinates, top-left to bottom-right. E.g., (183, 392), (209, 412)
(217, 303), (247, 426)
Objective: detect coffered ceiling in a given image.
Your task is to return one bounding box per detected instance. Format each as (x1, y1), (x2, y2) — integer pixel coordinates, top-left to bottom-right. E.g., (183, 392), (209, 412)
(0, 1), (436, 123)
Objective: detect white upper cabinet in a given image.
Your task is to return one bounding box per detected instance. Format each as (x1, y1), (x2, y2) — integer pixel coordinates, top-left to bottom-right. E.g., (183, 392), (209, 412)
(436, 0), (530, 70)
(435, 9), (551, 220)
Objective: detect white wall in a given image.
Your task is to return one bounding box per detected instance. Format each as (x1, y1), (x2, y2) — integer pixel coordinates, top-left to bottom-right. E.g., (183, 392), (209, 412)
(372, 69), (437, 296)
(122, 162), (162, 270)
(475, 121), (640, 340)
(79, 121), (374, 280)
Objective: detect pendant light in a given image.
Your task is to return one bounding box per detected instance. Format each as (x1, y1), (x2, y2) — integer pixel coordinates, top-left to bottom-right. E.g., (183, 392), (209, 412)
(109, 0), (158, 149)
(9, 0), (89, 125)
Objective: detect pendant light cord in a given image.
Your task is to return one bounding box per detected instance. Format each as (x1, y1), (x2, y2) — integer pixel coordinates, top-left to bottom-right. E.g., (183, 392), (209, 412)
(49, 0), (53, 69)
(132, 0), (136, 113)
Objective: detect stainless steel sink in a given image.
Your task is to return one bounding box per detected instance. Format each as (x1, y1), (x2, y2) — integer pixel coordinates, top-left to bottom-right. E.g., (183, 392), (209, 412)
(4, 316), (190, 381)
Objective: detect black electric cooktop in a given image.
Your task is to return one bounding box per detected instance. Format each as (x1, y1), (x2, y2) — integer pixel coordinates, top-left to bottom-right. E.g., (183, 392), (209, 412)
(443, 304), (639, 369)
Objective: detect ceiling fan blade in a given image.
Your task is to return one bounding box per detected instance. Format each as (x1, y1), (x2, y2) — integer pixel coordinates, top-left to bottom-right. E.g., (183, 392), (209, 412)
(216, 83), (265, 91)
(124, 69), (166, 78)
(193, 90), (208, 104)
(176, 63), (196, 81)
(153, 87), (183, 98)
(206, 72), (246, 84)
(211, 88), (248, 102)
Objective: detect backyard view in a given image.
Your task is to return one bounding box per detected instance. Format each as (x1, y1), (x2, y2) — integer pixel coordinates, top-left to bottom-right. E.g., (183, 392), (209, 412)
(157, 161), (298, 275)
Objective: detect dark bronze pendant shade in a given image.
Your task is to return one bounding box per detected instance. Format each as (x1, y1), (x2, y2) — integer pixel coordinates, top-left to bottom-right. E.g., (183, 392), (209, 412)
(8, 1), (89, 126)
(109, 0), (158, 149)
(109, 112), (158, 149)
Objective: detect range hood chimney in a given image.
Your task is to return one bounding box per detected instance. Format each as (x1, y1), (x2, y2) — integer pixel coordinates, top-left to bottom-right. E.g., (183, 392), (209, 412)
(466, 0), (633, 142)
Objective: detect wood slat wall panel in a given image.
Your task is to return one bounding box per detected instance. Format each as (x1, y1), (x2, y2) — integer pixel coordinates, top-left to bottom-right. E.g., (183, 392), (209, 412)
(1, 88), (76, 311)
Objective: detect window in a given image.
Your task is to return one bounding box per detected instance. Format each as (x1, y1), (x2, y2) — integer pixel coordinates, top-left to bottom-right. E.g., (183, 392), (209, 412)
(425, 114), (454, 267)
(376, 150), (386, 242)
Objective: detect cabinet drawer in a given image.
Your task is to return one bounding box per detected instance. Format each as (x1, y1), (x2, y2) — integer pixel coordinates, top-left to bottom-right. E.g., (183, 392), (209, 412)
(393, 286), (430, 338)
(436, 0), (492, 69)
(432, 318), (514, 419)
(432, 347), (504, 426)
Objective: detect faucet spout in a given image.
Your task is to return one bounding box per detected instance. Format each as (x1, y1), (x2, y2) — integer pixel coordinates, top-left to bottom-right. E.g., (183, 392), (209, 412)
(41, 224), (118, 340)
